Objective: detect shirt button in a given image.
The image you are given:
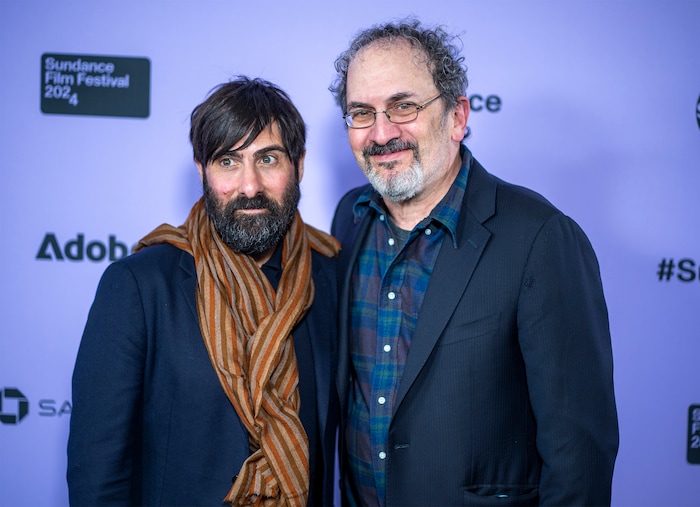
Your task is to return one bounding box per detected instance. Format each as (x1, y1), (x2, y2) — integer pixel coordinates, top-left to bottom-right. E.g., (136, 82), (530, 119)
(387, 292), (396, 300)
(388, 238), (395, 246)
(379, 214), (386, 222)
(383, 344), (391, 352)
(378, 396), (386, 405)
(379, 451), (386, 460)
(425, 228), (432, 236)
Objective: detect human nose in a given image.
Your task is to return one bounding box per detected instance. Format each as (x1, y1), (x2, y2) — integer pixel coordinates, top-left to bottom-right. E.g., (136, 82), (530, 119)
(367, 111), (402, 145)
(236, 162), (264, 198)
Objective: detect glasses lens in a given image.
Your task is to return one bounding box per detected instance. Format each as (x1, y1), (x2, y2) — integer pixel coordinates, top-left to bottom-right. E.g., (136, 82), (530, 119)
(345, 101), (427, 128)
(347, 110), (374, 128)
(388, 104), (418, 123)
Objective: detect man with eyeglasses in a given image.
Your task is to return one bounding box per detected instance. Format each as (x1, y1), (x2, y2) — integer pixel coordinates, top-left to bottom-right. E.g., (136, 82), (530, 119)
(329, 18), (619, 507)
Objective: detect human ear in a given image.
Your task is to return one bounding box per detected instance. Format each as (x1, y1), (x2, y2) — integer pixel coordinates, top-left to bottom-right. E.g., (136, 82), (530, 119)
(451, 96), (470, 142)
(296, 150), (305, 183)
(195, 159), (205, 184)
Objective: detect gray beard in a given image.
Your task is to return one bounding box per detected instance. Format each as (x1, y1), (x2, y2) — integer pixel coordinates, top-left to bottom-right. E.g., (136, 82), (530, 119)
(365, 160), (425, 203)
(362, 139), (424, 203)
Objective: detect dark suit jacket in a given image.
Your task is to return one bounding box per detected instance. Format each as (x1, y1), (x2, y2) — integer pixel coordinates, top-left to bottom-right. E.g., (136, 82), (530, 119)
(331, 155), (619, 507)
(67, 243), (338, 506)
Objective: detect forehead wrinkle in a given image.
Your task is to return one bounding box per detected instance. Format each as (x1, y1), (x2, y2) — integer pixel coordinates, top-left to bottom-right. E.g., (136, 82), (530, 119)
(347, 39), (433, 108)
(216, 123), (284, 157)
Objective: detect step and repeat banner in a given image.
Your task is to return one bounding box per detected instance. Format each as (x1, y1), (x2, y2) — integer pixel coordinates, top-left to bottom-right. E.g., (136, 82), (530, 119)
(1, 1), (698, 505)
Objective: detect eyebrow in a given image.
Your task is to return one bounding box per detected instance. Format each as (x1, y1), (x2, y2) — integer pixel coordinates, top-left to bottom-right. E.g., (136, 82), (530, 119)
(347, 92), (416, 111)
(220, 144), (287, 159)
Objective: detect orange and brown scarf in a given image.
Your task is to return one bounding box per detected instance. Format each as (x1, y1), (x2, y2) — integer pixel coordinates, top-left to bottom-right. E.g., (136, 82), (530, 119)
(135, 197), (339, 506)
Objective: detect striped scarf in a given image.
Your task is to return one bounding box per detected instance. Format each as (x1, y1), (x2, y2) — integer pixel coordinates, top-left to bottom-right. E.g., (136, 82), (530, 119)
(135, 197), (339, 506)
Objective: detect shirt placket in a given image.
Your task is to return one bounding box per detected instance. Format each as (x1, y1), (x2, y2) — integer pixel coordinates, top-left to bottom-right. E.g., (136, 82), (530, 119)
(369, 216), (406, 504)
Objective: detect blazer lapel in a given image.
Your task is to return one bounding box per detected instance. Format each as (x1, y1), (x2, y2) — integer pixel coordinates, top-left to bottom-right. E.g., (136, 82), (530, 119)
(393, 160), (496, 414)
(337, 210), (373, 418)
(303, 263), (332, 445)
(177, 249), (198, 322)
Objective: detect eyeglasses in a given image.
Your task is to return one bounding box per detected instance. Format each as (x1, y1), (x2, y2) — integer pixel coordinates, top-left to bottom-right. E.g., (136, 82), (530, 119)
(343, 95), (442, 129)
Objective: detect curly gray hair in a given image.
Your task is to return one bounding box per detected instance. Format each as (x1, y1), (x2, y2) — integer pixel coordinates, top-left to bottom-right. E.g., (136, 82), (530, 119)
(329, 18), (468, 114)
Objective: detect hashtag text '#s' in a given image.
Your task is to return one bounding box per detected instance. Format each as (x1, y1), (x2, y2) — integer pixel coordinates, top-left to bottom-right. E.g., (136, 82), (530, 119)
(657, 258), (675, 281)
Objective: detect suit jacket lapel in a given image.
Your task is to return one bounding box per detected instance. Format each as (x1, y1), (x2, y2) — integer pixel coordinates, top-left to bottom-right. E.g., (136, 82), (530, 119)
(178, 250), (199, 322)
(302, 260), (333, 445)
(393, 160), (496, 414)
(336, 209), (373, 419)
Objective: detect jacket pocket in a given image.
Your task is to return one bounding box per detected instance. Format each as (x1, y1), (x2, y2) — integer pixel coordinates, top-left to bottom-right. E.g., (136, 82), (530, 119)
(438, 312), (501, 346)
(461, 484), (538, 506)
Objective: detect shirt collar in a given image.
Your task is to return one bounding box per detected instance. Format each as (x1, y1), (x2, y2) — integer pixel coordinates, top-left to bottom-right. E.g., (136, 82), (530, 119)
(260, 240), (283, 290)
(352, 146), (472, 248)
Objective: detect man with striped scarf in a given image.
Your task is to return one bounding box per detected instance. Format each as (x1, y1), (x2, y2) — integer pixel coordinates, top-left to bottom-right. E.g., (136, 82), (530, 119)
(68, 76), (340, 507)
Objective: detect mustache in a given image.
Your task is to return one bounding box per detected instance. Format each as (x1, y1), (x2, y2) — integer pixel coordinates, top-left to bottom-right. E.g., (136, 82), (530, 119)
(363, 139), (417, 158)
(228, 194), (276, 211)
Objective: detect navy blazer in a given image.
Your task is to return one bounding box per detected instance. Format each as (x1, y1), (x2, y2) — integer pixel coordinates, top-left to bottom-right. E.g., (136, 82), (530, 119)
(67, 243), (338, 506)
(332, 155), (619, 506)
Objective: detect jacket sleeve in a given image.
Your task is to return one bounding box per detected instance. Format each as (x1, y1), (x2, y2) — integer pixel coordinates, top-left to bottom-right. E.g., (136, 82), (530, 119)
(67, 260), (147, 506)
(518, 213), (619, 506)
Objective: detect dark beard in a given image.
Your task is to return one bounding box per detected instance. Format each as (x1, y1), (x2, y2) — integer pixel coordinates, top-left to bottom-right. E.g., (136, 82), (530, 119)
(203, 176), (300, 256)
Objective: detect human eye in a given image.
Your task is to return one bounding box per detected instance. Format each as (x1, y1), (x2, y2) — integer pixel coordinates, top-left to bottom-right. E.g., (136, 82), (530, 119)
(219, 156), (235, 168)
(351, 109), (374, 119)
(259, 153), (279, 165)
(390, 102), (418, 116)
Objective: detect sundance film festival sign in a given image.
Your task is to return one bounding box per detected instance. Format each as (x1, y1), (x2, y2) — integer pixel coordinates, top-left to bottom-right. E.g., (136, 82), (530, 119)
(689, 405), (700, 464)
(41, 53), (150, 118)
